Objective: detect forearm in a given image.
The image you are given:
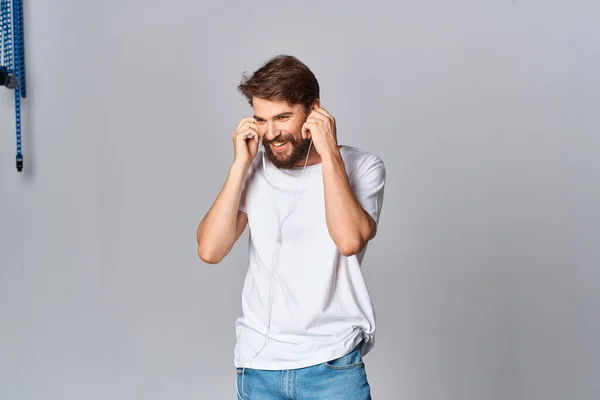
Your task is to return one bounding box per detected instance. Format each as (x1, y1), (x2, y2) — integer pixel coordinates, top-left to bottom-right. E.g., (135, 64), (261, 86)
(197, 162), (249, 262)
(321, 149), (373, 256)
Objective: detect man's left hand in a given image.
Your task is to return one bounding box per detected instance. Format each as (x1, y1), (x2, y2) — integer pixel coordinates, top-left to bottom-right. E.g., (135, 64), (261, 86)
(301, 107), (339, 155)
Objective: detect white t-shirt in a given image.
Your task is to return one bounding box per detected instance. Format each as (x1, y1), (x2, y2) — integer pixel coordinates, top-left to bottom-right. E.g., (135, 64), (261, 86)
(234, 144), (386, 370)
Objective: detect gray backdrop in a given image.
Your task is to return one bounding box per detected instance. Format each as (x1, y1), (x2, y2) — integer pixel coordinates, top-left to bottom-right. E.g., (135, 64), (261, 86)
(1, 1), (599, 399)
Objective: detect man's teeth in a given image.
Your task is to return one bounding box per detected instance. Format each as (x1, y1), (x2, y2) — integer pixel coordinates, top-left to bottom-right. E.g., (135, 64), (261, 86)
(273, 141), (287, 147)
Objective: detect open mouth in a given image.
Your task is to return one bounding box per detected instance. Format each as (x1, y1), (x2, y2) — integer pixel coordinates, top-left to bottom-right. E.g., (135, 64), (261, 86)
(270, 141), (289, 153)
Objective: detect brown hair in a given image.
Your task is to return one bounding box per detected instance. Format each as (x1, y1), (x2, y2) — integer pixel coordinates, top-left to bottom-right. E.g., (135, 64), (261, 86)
(237, 55), (320, 111)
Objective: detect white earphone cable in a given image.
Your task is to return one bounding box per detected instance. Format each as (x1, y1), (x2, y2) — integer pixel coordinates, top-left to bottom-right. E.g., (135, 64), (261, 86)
(236, 136), (313, 400)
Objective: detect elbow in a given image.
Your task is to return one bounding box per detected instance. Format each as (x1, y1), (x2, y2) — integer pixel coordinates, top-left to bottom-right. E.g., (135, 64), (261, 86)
(332, 214), (376, 257)
(197, 245), (224, 264)
(338, 238), (366, 257)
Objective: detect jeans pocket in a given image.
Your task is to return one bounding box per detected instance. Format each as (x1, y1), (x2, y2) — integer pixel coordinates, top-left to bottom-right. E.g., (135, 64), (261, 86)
(324, 359), (364, 370)
(324, 345), (364, 370)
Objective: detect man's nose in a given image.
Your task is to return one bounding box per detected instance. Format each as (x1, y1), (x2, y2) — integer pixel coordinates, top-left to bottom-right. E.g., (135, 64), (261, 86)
(264, 123), (278, 141)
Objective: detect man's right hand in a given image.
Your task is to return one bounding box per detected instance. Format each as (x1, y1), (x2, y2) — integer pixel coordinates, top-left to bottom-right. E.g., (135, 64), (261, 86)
(232, 117), (260, 167)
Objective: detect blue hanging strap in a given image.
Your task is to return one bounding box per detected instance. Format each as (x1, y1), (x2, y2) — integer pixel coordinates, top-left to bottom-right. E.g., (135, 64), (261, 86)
(1, 1), (12, 77)
(14, 0), (24, 96)
(11, 0), (24, 171)
(1, 0), (25, 172)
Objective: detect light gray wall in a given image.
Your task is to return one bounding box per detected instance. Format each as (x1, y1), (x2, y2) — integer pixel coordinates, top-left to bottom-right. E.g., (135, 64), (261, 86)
(1, 1), (599, 399)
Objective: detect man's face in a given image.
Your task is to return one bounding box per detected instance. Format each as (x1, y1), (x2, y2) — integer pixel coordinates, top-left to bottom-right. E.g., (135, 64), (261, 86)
(252, 97), (312, 169)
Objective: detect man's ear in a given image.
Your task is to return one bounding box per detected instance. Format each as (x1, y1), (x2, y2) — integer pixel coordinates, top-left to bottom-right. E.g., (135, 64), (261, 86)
(311, 98), (321, 110)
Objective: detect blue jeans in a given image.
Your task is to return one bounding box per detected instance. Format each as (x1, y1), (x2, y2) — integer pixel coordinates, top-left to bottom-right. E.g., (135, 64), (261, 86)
(236, 343), (371, 399)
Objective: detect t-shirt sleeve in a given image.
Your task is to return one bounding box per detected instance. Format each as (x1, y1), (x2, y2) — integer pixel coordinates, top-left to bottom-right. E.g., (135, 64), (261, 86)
(351, 156), (386, 232)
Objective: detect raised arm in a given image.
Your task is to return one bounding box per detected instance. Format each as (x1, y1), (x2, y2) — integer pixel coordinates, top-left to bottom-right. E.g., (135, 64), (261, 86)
(196, 118), (259, 264)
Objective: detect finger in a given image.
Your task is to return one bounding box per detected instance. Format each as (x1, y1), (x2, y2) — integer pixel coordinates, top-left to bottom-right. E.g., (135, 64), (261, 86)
(311, 108), (333, 123)
(301, 123), (309, 139)
(238, 120), (258, 132)
(313, 110), (335, 129)
(236, 117), (257, 131)
(305, 118), (322, 126)
(245, 127), (258, 139)
(235, 127), (258, 141)
(314, 107), (332, 119)
(235, 126), (256, 136)
(236, 125), (257, 140)
(308, 110), (326, 121)
(302, 127), (311, 140)
(302, 122), (317, 138)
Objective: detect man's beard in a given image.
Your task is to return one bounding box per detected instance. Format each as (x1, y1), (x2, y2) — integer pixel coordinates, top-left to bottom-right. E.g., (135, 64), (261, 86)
(263, 132), (312, 169)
